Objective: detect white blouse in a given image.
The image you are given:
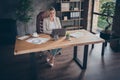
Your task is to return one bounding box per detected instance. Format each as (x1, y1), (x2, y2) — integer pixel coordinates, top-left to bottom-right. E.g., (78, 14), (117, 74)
(49, 21), (56, 30)
(43, 17), (62, 34)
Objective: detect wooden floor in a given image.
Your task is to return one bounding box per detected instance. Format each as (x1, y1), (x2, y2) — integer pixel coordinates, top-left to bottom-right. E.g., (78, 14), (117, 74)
(1, 43), (120, 80)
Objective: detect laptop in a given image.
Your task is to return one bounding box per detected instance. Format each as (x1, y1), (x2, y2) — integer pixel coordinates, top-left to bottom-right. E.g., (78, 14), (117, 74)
(51, 28), (66, 37)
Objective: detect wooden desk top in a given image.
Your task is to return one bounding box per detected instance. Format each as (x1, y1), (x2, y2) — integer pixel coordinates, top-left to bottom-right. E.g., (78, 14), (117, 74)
(15, 29), (104, 55)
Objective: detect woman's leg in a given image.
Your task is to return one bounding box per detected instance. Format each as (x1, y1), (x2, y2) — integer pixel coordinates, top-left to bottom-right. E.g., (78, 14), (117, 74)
(50, 49), (58, 56)
(47, 48), (62, 67)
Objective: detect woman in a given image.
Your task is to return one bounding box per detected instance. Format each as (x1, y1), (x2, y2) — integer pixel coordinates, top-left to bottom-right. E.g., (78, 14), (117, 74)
(43, 7), (62, 67)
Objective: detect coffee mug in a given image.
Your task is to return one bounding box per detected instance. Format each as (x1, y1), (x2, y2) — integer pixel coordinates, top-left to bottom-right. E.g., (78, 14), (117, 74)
(32, 32), (39, 37)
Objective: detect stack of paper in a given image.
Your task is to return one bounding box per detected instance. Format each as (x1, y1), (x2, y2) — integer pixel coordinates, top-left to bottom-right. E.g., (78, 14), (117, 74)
(17, 35), (29, 40)
(70, 32), (84, 38)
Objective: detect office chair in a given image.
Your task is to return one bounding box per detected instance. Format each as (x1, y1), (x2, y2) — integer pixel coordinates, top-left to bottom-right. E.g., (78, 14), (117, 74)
(36, 11), (49, 33)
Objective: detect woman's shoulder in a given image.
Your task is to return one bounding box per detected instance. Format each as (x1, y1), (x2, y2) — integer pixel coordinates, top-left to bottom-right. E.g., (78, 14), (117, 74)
(56, 17), (60, 19)
(55, 17), (60, 21)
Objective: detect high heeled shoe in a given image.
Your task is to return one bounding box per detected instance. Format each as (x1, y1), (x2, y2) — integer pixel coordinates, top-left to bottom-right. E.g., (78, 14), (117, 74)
(47, 57), (50, 62)
(48, 57), (55, 67)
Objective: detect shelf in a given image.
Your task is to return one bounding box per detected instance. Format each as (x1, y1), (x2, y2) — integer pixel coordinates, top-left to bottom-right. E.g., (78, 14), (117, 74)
(64, 26), (83, 30)
(56, 0), (83, 3)
(61, 9), (84, 12)
(56, 0), (84, 30)
(62, 18), (83, 21)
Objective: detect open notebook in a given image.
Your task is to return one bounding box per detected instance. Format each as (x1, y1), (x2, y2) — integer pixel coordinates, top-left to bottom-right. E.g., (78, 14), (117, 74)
(26, 37), (50, 44)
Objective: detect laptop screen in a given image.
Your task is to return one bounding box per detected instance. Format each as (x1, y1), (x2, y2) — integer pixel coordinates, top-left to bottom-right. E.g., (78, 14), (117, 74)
(51, 28), (66, 37)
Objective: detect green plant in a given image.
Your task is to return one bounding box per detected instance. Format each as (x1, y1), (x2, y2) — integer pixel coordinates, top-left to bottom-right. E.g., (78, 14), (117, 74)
(66, 33), (70, 36)
(16, 0), (33, 23)
(66, 33), (70, 40)
(99, 2), (115, 31)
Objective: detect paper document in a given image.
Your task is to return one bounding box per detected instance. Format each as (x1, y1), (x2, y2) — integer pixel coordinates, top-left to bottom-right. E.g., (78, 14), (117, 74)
(17, 35), (29, 40)
(26, 37), (50, 44)
(70, 32), (84, 38)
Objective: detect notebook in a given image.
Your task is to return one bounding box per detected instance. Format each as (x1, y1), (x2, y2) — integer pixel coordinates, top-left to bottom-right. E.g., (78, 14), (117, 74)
(51, 28), (66, 37)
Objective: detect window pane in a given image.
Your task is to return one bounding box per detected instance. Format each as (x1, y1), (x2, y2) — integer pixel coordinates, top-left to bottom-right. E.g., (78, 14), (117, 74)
(92, 0), (116, 33)
(94, 0), (116, 14)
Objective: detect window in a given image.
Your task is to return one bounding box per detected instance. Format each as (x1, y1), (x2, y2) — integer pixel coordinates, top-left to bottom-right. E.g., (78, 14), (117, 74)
(90, 0), (116, 33)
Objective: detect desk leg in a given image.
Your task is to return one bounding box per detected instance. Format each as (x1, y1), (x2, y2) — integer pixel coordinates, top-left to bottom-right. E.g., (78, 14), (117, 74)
(105, 41), (107, 47)
(102, 42), (105, 56)
(73, 45), (89, 70)
(30, 53), (37, 80)
(83, 45), (89, 69)
(73, 46), (77, 59)
(91, 44), (94, 49)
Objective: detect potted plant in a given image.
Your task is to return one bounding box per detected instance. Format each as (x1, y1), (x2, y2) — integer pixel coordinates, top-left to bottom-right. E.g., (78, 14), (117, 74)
(66, 32), (70, 40)
(100, 2), (115, 40)
(15, 0), (33, 35)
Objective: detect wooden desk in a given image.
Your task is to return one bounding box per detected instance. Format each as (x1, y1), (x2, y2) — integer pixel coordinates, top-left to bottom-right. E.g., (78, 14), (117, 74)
(15, 29), (104, 69)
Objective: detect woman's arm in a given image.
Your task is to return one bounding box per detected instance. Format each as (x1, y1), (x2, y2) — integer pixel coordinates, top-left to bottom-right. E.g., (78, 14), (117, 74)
(43, 18), (51, 34)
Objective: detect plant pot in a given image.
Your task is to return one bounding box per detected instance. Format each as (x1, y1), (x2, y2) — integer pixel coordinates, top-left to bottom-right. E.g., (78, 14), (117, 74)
(100, 30), (111, 40)
(110, 40), (120, 52)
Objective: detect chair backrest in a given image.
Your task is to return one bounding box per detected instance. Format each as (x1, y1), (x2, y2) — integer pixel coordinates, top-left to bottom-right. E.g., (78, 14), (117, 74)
(36, 11), (49, 33)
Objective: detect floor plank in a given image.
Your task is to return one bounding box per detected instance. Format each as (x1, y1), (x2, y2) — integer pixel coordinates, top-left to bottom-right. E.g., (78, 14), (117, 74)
(0, 43), (120, 80)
